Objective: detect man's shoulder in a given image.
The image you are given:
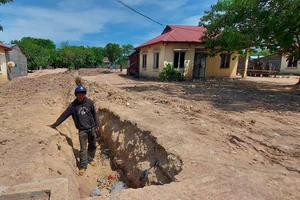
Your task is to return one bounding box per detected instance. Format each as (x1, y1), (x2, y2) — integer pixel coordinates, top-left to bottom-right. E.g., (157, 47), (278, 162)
(84, 98), (95, 105)
(71, 99), (80, 106)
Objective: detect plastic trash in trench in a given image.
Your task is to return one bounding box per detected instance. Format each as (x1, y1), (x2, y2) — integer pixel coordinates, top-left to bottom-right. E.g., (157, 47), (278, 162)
(153, 159), (160, 168)
(140, 159), (160, 182)
(102, 153), (109, 159)
(110, 181), (128, 194)
(90, 187), (101, 197)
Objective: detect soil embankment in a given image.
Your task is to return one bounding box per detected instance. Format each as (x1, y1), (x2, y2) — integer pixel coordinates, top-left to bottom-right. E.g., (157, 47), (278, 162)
(0, 69), (299, 199)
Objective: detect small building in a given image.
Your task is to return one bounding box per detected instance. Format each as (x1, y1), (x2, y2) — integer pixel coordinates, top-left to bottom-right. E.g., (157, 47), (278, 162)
(103, 57), (111, 68)
(135, 25), (238, 79)
(7, 45), (28, 80)
(127, 50), (140, 76)
(0, 43), (12, 82)
(238, 53), (300, 76)
(250, 54), (281, 71)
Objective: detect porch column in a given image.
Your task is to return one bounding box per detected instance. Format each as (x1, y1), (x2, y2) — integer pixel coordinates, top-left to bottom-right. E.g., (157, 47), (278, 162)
(242, 48), (250, 78)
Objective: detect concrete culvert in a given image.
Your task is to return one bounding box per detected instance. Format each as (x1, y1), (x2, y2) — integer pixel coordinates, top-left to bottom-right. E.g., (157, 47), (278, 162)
(97, 108), (183, 188)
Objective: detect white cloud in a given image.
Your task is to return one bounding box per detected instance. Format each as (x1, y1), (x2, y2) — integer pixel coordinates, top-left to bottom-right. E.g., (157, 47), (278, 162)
(116, 0), (188, 11)
(121, 0), (146, 5)
(0, 3), (133, 44)
(154, 0), (189, 11)
(0, 0), (218, 46)
(182, 15), (202, 25)
(57, 0), (96, 10)
(134, 29), (163, 46)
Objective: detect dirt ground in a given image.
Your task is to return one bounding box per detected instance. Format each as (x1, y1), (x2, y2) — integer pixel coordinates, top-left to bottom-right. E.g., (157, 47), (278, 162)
(0, 68), (299, 199)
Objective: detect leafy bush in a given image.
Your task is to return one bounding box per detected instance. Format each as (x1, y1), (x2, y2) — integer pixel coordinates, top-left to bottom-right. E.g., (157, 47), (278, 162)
(159, 63), (184, 81)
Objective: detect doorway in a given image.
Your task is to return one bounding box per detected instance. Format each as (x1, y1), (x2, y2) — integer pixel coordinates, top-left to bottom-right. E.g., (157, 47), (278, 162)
(193, 53), (206, 78)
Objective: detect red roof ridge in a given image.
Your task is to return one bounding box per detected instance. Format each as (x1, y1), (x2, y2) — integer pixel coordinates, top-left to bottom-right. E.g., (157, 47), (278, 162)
(0, 43), (12, 51)
(136, 25), (206, 49)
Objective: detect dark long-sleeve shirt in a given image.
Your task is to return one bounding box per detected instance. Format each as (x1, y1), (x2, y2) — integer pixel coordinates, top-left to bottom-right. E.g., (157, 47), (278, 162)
(51, 97), (99, 130)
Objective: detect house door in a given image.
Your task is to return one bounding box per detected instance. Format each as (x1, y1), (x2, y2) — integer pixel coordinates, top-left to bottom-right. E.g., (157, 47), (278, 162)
(193, 53), (206, 78)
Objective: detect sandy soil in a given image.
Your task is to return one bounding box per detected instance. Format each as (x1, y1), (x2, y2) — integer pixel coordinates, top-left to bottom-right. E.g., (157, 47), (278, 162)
(0, 68), (299, 200)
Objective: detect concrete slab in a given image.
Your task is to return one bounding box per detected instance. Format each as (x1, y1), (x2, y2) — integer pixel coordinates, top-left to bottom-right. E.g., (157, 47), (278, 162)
(0, 178), (69, 200)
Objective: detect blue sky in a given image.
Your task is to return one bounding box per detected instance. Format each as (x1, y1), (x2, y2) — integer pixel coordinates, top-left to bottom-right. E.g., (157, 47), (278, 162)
(0, 0), (218, 48)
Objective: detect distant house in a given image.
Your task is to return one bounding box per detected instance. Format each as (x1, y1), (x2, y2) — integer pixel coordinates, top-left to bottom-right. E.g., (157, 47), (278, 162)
(103, 57), (111, 68)
(7, 45), (28, 80)
(135, 25), (238, 79)
(238, 53), (300, 76)
(0, 43), (12, 82)
(238, 54), (281, 73)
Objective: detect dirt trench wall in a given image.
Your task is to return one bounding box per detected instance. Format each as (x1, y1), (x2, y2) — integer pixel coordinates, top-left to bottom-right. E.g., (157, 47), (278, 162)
(97, 108), (183, 188)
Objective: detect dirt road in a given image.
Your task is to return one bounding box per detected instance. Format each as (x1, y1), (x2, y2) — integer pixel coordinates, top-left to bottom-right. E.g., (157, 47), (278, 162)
(0, 69), (299, 199)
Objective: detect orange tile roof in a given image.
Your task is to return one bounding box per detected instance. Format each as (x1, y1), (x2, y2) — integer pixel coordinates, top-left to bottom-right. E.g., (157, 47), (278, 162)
(103, 57), (110, 62)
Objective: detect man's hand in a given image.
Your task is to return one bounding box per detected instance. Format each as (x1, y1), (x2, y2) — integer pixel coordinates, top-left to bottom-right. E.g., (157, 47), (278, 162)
(47, 125), (56, 129)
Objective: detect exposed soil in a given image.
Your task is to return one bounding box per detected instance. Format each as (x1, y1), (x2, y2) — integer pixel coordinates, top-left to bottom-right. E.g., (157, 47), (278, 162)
(0, 68), (299, 199)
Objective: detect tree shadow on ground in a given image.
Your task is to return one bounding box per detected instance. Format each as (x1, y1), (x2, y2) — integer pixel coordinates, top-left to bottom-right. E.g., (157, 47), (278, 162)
(118, 75), (300, 113)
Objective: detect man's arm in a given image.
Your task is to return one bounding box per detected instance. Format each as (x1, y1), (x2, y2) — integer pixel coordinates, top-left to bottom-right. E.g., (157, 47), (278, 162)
(50, 104), (73, 128)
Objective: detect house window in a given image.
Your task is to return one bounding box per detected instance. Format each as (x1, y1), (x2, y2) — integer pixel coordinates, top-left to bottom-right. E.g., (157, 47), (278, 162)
(142, 54), (147, 69)
(153, 52), (159, 69)
(287, 56), (298, 68)
(220, 53), (231, 68)
(174, 52), (185, 68)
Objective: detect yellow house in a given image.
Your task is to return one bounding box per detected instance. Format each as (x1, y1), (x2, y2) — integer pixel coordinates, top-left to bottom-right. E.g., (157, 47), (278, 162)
(135, 25), (238, 79)
(0, 43), (12, 82)
(280, 54), (300, 75)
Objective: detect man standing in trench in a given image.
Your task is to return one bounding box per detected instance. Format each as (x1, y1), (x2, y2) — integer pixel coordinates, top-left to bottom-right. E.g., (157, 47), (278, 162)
(48, 86), (99, 176)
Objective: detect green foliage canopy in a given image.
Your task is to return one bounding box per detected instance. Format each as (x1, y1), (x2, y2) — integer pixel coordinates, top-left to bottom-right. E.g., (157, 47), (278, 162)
(52, 42), (105, 69)
(104, 43), (122, 65)
(11, 37), (56, 70)
(10, 37), (132, 70)
(200, 0), (300, 60)
(116, 44), (135, 66)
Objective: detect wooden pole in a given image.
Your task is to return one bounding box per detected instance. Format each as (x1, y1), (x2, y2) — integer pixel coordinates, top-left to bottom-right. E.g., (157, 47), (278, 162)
(242, 48), (250, 78)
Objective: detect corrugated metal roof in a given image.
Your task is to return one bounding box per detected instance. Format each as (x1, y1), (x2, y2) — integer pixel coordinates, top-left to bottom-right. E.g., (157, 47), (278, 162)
(136, 25), (207, 49)
(0, 43), (12, 51)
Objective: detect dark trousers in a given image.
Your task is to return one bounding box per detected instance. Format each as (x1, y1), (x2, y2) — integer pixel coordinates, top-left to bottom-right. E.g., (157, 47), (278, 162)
(79, 128), (97, 169)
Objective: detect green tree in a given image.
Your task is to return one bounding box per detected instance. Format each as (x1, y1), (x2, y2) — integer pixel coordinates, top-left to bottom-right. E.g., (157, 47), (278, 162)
(251, 49), (274, 57)
(52, 43), (105, 69)
(200, 0), (300, 61)
(89, 46), (105, 67)
(0, 0), (13, 31)
(199, 0), (262, 56)
(116, 44), (134, 71)
(121, 44), (134, 57)
(11, 37), (56, 70)
(104, 43), (122, 65)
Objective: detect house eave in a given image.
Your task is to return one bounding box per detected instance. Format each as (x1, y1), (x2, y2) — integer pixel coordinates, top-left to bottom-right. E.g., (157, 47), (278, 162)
(136, 41), (205, 50)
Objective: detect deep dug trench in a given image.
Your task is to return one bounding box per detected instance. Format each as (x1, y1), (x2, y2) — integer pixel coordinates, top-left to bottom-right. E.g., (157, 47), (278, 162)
(97, 108), (183, 189)
(72, 105), (183, 197)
